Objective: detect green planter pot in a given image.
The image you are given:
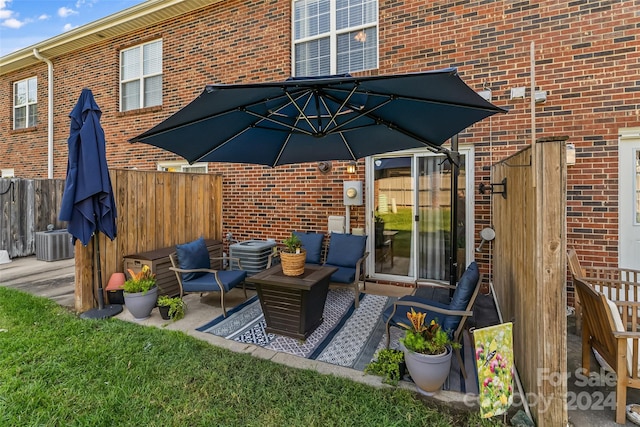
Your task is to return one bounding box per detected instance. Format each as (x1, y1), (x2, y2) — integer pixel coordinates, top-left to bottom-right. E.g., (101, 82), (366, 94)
(401, 344), (452, 395)
(123, 286), (158, 320)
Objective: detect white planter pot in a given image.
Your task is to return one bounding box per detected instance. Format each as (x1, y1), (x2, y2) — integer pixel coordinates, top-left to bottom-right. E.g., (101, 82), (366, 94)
(123, 286), (158, 321)
(402, 344), (452, 395)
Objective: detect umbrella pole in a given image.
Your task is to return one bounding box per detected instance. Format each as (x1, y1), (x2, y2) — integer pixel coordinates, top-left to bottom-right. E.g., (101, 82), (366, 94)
(95, 234), (105, 310)
(449, 135), (460, 291)
(80, 233), (123, 319)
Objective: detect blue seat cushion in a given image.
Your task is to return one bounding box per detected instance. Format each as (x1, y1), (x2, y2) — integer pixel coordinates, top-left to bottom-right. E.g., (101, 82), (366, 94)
(325, 232), (367, 268)
(382, 295), (455, 336)
(450, 261), (479, 311)
(182, 270), (247, 293)
(293, 231), (324, 264)
(325, 264), (355, 284)
(176, 237), (210, 281)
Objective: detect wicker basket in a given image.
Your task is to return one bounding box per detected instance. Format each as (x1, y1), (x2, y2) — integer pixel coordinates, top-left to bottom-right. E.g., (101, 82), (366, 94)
(280, 250), (306, 276)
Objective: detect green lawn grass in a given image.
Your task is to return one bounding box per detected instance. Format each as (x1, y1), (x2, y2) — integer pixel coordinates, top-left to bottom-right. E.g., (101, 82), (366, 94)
(0, 288), (503, 426)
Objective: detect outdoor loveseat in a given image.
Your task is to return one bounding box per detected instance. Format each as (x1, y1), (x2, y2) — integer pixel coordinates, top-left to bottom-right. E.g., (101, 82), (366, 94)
(268, 231), (369, 308)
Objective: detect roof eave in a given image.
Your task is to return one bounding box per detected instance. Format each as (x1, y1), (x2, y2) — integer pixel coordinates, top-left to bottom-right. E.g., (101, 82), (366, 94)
(0, 0), (222, 75)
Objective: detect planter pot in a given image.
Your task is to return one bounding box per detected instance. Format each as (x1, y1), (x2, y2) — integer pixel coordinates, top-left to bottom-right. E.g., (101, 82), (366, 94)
(123, 286), (158, 320)
(158, 305), (171, 320)
(280, 250), (306, 276)
(402, 344), (452, 395)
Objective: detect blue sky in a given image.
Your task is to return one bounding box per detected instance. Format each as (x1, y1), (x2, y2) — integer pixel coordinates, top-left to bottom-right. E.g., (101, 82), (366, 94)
(0, 0), (145, 57)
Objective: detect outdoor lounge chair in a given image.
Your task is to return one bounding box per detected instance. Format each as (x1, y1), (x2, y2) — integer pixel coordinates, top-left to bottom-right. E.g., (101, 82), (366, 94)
(382, 262), (482, 379)
(169, 237), (247, 317)
(267, 231), (369, 308)
(574, 276), (640, 424)
(568, 248), (640, 333)
(323, 232), (369, 308)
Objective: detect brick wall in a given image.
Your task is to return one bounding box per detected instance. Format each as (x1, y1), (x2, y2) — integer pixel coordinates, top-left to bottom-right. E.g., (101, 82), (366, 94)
(1, 0), (639, 283)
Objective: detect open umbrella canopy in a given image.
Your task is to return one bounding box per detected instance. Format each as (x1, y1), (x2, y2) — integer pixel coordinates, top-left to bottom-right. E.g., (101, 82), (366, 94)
(130, 68), (506, 166)
(59, 88), (117, 246)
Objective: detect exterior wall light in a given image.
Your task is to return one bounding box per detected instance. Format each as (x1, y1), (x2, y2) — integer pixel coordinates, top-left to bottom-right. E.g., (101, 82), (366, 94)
(346, 161), (357, 174)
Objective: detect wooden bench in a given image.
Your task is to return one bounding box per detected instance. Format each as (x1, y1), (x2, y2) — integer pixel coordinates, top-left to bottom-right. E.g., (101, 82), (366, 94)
(574, 276), (640, 424)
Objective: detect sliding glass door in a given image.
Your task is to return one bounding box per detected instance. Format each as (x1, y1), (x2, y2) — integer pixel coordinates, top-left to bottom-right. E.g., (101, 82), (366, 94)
(370, 151), (470, 281)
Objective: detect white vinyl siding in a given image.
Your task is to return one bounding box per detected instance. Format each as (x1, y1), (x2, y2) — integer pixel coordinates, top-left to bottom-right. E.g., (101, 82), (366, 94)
(13, 77), (37, 129)
(293, 0), (378, 76)
(120, 39), (163, 112)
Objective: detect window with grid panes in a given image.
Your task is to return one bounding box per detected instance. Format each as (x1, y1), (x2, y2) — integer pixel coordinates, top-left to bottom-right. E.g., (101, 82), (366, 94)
(293, 0), (378, 76)
(13, 77), (37, 129)
(120, 39), (163, 111)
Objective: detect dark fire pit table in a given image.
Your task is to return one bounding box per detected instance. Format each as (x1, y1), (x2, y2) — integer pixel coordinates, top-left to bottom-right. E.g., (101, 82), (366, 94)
(246, 264), (337, 340)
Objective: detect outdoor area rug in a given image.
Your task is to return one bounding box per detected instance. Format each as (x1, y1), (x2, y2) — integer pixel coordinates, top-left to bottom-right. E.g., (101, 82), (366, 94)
(196, 288), (395, 371)
(196, 288), (478, 393)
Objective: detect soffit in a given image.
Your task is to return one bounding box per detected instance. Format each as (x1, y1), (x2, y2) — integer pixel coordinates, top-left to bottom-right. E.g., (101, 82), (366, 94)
(0, 0), (223, 76)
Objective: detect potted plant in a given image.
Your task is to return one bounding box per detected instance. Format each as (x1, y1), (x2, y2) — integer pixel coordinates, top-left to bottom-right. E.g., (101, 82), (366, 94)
(398, 308), (460, 395)
(123, 265), (158, 321)
(280, 233), (306, 276)
(157, 295), (186, 321)
(364, 348), (406, 385)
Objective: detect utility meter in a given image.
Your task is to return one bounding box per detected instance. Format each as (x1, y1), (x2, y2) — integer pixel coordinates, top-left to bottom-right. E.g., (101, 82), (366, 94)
(343, 181), (363, 206)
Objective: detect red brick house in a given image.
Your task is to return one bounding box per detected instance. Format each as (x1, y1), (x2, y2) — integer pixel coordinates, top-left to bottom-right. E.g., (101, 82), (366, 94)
(1, 0), (639, 292)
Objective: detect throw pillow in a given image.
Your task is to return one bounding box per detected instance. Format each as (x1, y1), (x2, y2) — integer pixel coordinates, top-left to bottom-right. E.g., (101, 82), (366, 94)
(293, 231), (324, 264)
(176, 237), (210, 281)
(325, 232), (367, 268)
(449, 261), (479, 311)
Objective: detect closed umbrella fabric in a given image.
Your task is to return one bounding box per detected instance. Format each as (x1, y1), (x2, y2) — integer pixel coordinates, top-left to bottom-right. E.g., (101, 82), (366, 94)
(59, 88), (117, 246)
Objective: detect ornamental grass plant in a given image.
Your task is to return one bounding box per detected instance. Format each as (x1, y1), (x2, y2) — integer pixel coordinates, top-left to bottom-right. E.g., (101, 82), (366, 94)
(399, 308), (461, 355)
(0, 287), (503, 426)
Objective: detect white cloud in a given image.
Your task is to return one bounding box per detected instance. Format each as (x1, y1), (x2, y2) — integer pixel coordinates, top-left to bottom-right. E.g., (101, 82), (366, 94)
(1, 17), (23, 28)
(38, 14), (50, 21)
(58, 7), (78, 18)
(0, 0), (12, 20)
(63, 23), (76, 32)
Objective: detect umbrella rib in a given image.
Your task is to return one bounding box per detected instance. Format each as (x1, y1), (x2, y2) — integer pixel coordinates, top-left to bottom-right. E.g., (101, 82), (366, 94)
(285, 90), (318, 133)
(318, 85), (360, 132)
(242, 108), (315, 136)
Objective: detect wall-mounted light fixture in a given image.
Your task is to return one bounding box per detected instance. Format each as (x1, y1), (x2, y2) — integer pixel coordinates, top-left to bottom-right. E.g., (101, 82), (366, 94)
(510, 87), (526, 99)
(318, 161), (332, 174)
(477, 89), (492, 102)
(346, 161), (357, 174)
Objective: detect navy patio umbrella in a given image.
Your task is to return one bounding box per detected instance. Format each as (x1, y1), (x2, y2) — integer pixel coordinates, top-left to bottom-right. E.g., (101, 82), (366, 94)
(130, 68), (506, 286)
(60, 88), (121, 319)
(129, 68), (506, 166)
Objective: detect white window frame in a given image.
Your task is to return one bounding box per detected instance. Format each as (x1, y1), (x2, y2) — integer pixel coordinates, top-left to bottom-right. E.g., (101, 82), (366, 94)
(13, 77), (37, 129)
(292, 0), (379, 76)
(157, 162), (208, 174)
(120, 39), (163, 112)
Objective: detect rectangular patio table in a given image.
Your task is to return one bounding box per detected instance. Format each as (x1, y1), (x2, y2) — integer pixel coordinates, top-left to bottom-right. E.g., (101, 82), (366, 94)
(246, 264), (337, 340)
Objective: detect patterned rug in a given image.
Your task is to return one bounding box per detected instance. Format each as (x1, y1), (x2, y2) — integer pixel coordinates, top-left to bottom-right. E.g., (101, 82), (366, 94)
(196, 288), (397, 371)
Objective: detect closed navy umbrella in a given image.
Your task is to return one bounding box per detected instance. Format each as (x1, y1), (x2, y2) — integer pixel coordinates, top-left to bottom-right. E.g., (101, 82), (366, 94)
(60, 88), (121, 318)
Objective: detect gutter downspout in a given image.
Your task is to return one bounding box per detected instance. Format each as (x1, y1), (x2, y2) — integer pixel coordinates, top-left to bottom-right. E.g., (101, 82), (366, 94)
(33, 48), (54, 179)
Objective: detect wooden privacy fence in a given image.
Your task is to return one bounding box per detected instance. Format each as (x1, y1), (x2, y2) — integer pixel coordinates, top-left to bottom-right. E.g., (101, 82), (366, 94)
(0, 178), (67, 258)
(75, 169), (222, 312)
(492, 138), (567, 426)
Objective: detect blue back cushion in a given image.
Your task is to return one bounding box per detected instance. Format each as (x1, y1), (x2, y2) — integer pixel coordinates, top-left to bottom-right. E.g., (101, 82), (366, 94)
(293, 231), (324, 264)
(176, 237), (210, 281)
(450, 261), (479, 311)
(325, 232), (367, 268)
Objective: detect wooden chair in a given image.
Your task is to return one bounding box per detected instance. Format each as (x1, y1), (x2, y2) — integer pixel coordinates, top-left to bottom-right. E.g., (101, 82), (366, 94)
(383, 262), (482, 379)
(568, 248), (640, 332)
(574, 276), (640, 424)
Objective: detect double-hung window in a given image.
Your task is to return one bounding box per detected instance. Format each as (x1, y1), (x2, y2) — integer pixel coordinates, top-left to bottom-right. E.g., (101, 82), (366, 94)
(293, 0), (378, 76)
(120, 39), (163, 112)
(13, 77), (37, 129)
